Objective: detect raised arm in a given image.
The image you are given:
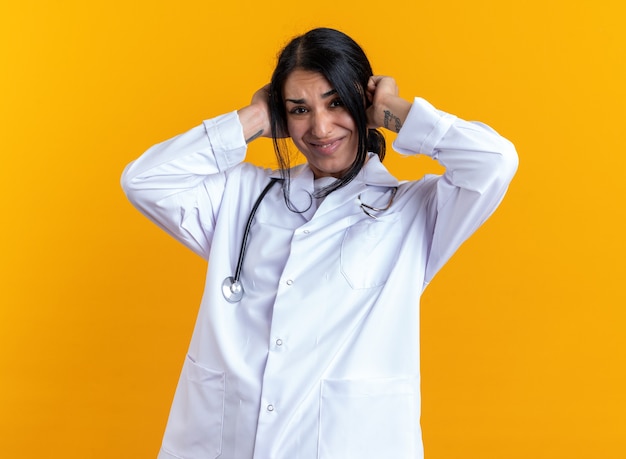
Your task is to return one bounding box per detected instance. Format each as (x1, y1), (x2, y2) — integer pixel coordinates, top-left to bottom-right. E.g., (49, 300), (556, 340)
(121, 85), (274, 258)
(367, 75), (518, 285)
(401, 97), (518, 284)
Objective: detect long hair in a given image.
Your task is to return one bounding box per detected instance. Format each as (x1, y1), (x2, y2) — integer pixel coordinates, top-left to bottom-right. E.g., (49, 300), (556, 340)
(268, 28), (386, 206)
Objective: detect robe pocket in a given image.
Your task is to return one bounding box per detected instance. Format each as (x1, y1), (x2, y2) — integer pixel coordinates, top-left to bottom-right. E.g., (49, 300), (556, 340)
(340, 214), (403, 289)
(161, 356), (225, 459)
(318, 376), (420, 459)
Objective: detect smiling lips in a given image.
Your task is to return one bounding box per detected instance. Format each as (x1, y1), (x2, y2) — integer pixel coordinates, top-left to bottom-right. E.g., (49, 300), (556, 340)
(308, 137), (343, 155)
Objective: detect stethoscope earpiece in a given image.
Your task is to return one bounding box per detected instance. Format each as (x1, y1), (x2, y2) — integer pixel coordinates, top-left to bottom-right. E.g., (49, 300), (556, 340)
(358, 186), (397, 219)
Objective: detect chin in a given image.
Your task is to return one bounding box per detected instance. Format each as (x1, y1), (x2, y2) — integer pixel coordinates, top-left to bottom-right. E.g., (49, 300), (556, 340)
(312, 164), (351, 179)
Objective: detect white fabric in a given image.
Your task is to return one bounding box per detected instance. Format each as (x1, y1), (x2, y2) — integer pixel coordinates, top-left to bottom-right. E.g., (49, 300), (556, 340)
(121, 97), (518, 459)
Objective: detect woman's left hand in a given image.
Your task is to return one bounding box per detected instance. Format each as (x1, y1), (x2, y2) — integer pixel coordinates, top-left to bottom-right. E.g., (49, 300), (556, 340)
(366, 76), (411, 133)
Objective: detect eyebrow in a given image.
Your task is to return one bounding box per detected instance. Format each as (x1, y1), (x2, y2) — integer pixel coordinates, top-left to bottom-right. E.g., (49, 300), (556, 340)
(285, 88), (337, 104)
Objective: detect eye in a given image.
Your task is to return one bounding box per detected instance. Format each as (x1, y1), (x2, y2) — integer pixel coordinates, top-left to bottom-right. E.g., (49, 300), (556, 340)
(289, 106), (308, 115)
(329, 98), (344, 109)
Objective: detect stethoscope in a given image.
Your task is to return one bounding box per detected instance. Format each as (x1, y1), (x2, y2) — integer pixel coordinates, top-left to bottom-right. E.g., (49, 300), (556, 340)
(222, 178), (398, 303)
(222, 178), (282, 303)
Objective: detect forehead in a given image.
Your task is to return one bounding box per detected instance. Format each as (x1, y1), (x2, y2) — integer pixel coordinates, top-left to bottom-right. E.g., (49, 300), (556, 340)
(283, 70), (333, 97)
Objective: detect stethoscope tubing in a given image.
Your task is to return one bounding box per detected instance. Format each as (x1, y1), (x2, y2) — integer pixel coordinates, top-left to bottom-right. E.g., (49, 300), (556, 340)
(233, 178), (281, 281)
(222, 178), (281, 303)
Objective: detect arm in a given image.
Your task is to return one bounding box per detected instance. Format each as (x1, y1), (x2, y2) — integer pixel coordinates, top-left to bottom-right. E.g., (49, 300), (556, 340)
(367, 76), (519, 284)
(121, 86), (273, 258)
(400, 99), (517, 283)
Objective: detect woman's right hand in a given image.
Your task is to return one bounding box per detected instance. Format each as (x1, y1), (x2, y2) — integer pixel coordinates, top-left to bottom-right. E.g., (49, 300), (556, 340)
(238, 84), (272, 143)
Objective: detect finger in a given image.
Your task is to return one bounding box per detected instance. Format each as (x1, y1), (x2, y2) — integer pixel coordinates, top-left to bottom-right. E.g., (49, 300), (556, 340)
(366, 76), (383, 98)
(367, 76), (380, 91)
(370, 75), (387, 84)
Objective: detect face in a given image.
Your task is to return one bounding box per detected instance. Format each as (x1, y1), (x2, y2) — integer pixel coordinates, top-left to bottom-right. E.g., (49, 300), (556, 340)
(283, 70), (358, 179)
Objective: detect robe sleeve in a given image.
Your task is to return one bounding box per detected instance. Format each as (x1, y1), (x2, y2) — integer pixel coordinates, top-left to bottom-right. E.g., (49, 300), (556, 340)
(121, 111), (247, 259)
(393, 97), (519, 284)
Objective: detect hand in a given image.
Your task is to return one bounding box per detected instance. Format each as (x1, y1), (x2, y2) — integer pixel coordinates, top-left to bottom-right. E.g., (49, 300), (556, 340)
(250, 84), (271, 116)
(365, 76), (411, 133)
(238, 84), (273, 143)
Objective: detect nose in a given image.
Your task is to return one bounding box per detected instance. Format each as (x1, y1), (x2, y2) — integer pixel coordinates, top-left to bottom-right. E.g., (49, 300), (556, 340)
(311, 110), (332, 138)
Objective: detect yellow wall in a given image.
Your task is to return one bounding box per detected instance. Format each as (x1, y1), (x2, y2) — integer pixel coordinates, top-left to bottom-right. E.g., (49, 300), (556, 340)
(1, 0), (625, 457)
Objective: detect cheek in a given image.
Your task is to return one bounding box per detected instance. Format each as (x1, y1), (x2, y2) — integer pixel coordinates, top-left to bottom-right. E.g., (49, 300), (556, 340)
(285, 122), (303, 151)
(286, 120), (295, 136)
(286, 119), (297, 136)
(286, 120), (308, 144)
(338, 113), (357, 133)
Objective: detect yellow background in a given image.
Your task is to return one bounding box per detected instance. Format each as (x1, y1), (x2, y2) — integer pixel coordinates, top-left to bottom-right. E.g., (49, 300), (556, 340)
(1, 0), (625, 457)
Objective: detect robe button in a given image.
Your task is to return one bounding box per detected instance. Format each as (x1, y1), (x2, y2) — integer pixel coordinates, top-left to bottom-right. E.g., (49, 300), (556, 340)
(267, 404), (275, 412)
(286, 279), (293, 286)
(275, 339), (283, 346)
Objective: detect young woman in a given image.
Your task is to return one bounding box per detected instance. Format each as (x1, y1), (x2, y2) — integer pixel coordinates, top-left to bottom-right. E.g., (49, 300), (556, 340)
(122, 27), (518, 459)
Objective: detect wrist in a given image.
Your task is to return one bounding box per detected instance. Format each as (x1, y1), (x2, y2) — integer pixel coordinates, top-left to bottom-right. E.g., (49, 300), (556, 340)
(238, 104), (270, 143)
(379, 96), (411, 133)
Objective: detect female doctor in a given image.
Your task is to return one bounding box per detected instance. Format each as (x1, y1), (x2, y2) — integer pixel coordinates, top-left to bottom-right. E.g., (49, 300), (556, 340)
(122, 28), (518, 459)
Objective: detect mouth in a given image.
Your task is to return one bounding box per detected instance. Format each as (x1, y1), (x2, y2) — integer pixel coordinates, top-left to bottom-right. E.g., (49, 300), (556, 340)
(308, 137), (343, 155)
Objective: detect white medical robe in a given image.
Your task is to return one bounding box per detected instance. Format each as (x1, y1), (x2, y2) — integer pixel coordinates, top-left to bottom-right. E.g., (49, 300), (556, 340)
(121, 97), (518, 459)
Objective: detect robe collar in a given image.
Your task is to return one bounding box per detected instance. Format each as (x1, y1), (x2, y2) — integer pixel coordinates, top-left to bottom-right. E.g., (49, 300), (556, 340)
(269, 154), (399, 220)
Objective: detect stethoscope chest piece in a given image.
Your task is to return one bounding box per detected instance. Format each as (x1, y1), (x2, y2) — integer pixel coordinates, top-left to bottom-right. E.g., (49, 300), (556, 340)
(222, 276), (243, 303)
